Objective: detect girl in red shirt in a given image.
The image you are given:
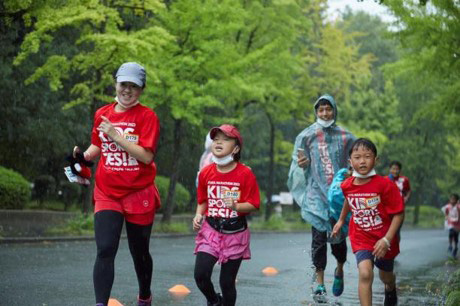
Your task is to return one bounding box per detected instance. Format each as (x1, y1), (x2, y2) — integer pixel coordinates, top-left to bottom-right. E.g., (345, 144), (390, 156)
(332, 138), (404, 306)
(74, 62), (160, 306)
(192, 125), (260, 306)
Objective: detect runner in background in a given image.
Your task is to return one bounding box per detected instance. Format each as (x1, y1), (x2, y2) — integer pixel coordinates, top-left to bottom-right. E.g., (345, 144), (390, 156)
(287, 94), (355, 301)
(387, 161), (411, 204)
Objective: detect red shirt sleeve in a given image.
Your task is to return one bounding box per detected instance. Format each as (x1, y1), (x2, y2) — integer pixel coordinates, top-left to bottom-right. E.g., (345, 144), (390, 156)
(239, 169), (260, 209)
(137, 111), (160, 153)
(382, 179), (404, 215)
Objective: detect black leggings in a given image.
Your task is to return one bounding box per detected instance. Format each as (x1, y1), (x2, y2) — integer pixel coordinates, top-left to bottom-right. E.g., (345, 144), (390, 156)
(194, 252), (242, 306)
(449, 229), (459, 246)
(93, 210), (153, 304)
(311, 226), (347, 271)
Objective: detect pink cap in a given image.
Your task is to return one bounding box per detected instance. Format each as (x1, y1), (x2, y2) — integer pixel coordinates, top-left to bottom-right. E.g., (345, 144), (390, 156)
(209, 125), (243, 148)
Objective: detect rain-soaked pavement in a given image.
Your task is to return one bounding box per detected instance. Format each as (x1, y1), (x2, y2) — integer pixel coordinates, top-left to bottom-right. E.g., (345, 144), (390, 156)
(0, 229), (451, 305)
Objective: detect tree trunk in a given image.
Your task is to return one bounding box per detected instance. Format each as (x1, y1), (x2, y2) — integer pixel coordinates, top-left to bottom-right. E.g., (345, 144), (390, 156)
(413, 131), (428, 226)
(162, 119), (182, 223)
(265, 112), (275, 221)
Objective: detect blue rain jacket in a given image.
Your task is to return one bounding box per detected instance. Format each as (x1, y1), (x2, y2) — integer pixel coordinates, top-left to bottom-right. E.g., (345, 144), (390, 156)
(328, 168), (351, 236)
(287, 95), (355, 232)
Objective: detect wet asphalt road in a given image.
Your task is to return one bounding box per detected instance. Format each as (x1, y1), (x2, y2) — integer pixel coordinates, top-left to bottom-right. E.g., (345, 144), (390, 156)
(0, 229), (449, 305)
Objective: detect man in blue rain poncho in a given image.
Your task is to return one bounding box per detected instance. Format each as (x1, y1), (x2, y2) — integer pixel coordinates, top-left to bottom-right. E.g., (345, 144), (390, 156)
(287, 95), (355, 300)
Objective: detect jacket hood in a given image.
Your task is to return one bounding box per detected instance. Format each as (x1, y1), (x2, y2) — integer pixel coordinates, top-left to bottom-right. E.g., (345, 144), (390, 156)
(314, 94), (337, 125)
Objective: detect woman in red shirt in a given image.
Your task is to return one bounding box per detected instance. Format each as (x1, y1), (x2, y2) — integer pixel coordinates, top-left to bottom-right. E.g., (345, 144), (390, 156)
(74, 62), (160, 306)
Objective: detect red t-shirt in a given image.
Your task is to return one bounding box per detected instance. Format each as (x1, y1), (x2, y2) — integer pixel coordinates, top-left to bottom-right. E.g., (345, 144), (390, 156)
(197, 162), (260, 218)
(91, 103), (160, 199)
(387, 175), (411, 202)
(341, 175), (404, 259)
(442, 203), (460, 231)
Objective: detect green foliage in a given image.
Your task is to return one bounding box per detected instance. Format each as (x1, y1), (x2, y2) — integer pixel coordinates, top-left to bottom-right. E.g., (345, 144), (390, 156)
(446, 291), (460, 306)
(0, 166), (31, 209)
(154, 222), (190, 234)
(404, 205), (444, 228)
(443, 268), (460, 300)
(46, 213), (93, 236)
(155, 175), (191, 213)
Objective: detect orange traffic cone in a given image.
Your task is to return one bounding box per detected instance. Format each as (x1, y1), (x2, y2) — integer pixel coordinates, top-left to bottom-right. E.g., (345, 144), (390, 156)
(108, 298), (124, 306)
(262, 266), (279, 276)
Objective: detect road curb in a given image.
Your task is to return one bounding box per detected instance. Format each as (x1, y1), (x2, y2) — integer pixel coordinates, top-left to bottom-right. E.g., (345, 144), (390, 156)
(0, 233), (197, 244)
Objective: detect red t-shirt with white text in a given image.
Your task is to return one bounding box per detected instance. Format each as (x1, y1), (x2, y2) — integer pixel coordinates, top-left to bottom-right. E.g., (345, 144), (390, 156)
(341, 175), (404, 259)
(91, 103), (160, 199)
(387, 175), (411, 203)
(197, 163), (260, 218)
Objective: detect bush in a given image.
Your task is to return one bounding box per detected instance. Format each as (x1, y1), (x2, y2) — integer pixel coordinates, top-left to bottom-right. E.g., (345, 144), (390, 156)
(0, 166), (31, 209)
(155, 175), (191, 213)
(33, 175), (56, 206)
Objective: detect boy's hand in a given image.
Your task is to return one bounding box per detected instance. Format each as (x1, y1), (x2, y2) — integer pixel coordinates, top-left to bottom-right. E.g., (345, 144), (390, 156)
(193, 214), (204, 231)
(331, 220), (344, 238)
(373, 237), (391, 258)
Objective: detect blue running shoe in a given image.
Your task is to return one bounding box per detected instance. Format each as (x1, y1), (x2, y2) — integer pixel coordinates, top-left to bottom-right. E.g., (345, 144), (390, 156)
(332, 268), (344, 297)
(313, 284), (327, 303)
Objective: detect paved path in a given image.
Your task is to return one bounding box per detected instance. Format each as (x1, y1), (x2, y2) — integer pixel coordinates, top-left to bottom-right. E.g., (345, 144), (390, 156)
(0, 229), (449, 305)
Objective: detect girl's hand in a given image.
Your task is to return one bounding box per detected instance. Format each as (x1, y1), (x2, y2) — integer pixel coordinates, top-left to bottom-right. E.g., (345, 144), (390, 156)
(373, 237), (391, 258)
(193, 214), (204, 231)
(331, 220), (344, 238)
(97, 116), (117, 139)
(223, 198), (238, 211)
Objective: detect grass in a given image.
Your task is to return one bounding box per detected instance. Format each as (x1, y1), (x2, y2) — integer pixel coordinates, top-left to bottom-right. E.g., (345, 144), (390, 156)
(46, 213), (94, 236)
(154, 222), (191, 233)
(442, 261), (460, 305)
(20, 201), (447, 237)
(46, 213), (193, 236)
(404, 205), (444, 228)
(25, 200), (80, 212)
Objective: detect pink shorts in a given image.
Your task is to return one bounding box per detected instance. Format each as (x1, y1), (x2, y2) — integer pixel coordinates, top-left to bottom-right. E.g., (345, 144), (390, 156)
(93, 184), (159, 225)
(194, 220), (251, 264)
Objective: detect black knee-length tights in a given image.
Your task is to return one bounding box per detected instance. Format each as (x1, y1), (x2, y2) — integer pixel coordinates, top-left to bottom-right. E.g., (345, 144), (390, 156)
(194, 251), (242, 306)
(93, 210), (153, 304)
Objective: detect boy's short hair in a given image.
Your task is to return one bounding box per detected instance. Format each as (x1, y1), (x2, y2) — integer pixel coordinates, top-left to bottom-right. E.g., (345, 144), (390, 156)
(389, 160), (402, 169)
(451, 193), (460, 201)
(349, 138), (377, 157)
(314, 99), (332, 111)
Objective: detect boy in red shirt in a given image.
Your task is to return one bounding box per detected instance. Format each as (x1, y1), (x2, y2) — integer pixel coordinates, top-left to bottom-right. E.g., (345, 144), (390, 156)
(387, 161), (411, 204)
(193, 125), (260, 306)
(74, 62), (160, 306)
(441, 193), (460, 257)
(332, 138), (404, 306)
